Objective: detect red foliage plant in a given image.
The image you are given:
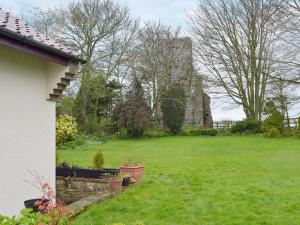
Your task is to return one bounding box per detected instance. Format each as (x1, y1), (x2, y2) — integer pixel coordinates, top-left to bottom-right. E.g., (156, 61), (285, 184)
(34, 183), (71, 225)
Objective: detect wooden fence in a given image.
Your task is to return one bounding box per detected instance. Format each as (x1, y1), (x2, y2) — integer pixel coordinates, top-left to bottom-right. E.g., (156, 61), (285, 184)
(213, 121), (236, 129)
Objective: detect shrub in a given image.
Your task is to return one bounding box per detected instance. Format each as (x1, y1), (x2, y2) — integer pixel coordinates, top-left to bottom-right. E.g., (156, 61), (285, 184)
(0, 184), (71, 225)
(101, 119), (118, 135)
(179, 129), (190, 136)
(58, 136), (87, 150)
(79, 117), (107, 137)
(0, 209), (48, 224)
(200, 128), (218, 136)
(61, 141), (77, 150)
(56, 115), (78, 146)
(161, 84), (187, 134)
(217, 128), (232, 136)
(231, 119), (262, 134)
(266, 128), (281, 138)
(262, 111), (284, 133)
(74, 137), (86, 146)
(189, 128), (218, 136)
(93, 150), (104, 169)
(189, 129), (202, 136)
(143, 129), (170, 138)
(113, 128), (129, 140)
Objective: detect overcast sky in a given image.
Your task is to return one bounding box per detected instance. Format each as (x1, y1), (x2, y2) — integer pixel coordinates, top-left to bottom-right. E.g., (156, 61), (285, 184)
(0, 0), (196, 28)
(2, 0), (298, 121)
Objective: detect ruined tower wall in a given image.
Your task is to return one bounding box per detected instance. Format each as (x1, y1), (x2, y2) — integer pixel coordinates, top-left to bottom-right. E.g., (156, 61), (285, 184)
(160, 37), (213, 127)
(168, 37), (206, 127)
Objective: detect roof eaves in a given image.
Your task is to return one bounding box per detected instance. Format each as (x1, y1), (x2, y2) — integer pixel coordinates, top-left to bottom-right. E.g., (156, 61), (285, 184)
(0, 27), (86, 64)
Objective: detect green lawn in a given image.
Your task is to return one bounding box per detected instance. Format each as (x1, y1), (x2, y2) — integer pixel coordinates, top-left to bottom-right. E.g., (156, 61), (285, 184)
(58, 136), (300, 225)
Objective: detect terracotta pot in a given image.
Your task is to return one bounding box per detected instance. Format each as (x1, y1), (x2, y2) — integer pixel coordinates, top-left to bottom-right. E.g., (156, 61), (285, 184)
(110, 178), (122, 190)
(120, 165), (144, 182)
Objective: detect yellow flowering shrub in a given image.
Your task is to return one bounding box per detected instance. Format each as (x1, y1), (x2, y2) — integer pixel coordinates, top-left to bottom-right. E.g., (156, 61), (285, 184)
(56, 115), (78, 146)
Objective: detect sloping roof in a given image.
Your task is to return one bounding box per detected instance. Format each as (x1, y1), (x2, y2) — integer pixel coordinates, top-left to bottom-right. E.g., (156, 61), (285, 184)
(0, 9), (85, 64)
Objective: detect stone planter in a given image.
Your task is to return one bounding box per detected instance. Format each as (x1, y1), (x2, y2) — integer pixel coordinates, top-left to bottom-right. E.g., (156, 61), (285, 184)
(120, 165), (144, 182)
(110, 178), (122, 190)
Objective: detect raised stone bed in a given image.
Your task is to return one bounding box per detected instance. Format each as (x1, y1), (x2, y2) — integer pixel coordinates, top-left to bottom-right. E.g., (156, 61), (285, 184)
(56, 176), (112, 204)
(56, 164), (131, 214)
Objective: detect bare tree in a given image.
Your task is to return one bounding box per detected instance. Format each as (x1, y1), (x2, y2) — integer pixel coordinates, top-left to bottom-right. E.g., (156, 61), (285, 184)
(134, 21), (181, 119)
(28, 0), (139, 124)
(269, 0), (300, 85)
(189, 0), (285, 120)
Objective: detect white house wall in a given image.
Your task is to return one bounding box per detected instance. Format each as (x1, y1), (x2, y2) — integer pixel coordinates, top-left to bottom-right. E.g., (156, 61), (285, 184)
(0, 44), (66, 216)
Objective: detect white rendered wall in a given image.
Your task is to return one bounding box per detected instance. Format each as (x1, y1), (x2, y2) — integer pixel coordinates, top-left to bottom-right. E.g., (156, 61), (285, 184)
(0, 44), (66, 216)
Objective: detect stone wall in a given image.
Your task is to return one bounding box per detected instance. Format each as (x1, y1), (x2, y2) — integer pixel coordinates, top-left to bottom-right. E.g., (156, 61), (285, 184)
(185, 73), (204, 126)
(56, 176), (111, 204)
(203, 93), (213, 128)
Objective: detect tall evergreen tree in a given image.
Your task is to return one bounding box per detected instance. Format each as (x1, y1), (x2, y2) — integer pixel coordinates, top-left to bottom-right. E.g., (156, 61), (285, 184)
(113, 77), (151, 137)
(161, 84), (187, 134)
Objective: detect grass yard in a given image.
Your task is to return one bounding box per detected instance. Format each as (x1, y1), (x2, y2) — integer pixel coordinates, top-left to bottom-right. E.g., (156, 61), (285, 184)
(58, 136), (300, 225)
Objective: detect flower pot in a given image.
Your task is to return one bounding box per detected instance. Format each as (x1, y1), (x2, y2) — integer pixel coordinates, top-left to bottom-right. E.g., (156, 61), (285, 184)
(122, 176), (130, 186)
(120, 165), (144, 182)
(110, 178), (122, 190)
(24, 198), (40, 212)
(24, 198), (49, 213)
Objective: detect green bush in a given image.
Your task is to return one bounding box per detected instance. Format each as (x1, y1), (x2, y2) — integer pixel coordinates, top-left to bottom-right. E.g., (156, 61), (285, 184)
(180, 129), (192, 136)
(266, 128), (281, 138)
(161, 84), (187, 134)
(0, 208), (70, 225)
(189, 128), (217, 136)
(143, 129), (170, 138)
(262, 111), (284, 133)
(189, 129), (202, 136)
(217, 128), (232, 136)
(74, 137), (86, 146)
(93, 150), (104, 169)
(200, 128), (218, 136)
(57, 135), (106, 150)
(62, 141), (77, 149)
(58, 136), (86, 150)
(79, 117), (106, 137)
(113, 128), (129, 140)
(56, 115), (78, 146)
(231, 119), (262, 134)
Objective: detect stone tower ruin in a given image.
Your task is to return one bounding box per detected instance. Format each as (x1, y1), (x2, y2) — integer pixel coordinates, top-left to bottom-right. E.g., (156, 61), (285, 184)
(166, 37), (213, 127)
